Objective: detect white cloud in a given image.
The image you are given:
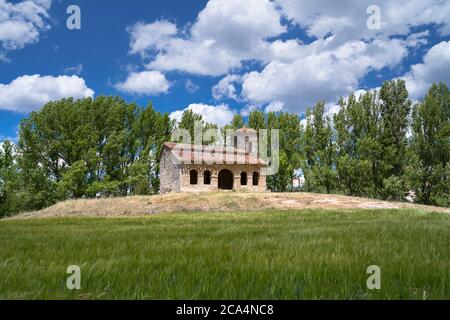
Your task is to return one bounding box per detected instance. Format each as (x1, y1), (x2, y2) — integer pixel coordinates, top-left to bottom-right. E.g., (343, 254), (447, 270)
(405, 31), (430, 48)
(0, 74), (94, 113)
(128, 0), (285, 76)
(266, 39), (304, 63)
(115, 70), (170, 95)
(0, 134), (17, 144)
(275, 0), (450, 43)
(170, 103), (235, 127)
(128, 20), (177, 56)
(212, 74), (241, 101)
(239, 104), (259, 117)
(300, 102), (341, 128)
(190, 0), (284, 52)
(0, 0), (52, 51)
(265, 100), (284, 113)
(124, 0), (449, 114)
(241, 38), (408, 112)
(148, 39), (242, 76)
(402, 41), (450, 98)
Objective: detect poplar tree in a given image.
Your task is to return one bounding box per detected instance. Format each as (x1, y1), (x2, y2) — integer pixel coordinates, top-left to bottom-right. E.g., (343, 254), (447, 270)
(334, 91), (382, 196)
(409, 82), (450, 206)
(379, 80), (412, 199)
(0, 140), (20, 216)
(303, 102), (337, 193)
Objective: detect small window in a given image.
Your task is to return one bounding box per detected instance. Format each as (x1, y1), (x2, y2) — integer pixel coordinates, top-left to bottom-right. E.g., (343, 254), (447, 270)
(234, 136), (238, 148)
(204, 170), (211, 185)
(190, 170), (198, 185)
(240, 172), (247, 186)
(245, 136), (250, 153)
(253, 172), (259, 186)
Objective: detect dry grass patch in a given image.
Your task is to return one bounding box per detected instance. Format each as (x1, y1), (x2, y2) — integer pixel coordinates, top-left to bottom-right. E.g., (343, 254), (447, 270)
(12, 192), (449, 219)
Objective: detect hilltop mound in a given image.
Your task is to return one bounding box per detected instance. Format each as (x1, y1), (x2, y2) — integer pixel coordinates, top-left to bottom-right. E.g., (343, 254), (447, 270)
(13, 192), (449, 219)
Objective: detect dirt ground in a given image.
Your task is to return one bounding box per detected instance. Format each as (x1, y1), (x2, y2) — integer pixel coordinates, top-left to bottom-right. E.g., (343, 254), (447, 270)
(12, 192), (449, 219)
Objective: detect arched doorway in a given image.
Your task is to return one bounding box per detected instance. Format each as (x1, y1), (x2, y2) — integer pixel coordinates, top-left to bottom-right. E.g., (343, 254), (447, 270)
(190, 170), (198, 185)
(253, 171), (259, 186)
(240, 172), (247, 186)
(218, 169), (234, 190)
(203, 170), (211, 185)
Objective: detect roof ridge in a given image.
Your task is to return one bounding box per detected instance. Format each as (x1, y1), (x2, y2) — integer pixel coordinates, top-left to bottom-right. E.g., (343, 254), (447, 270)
(163, 142), (266, 165)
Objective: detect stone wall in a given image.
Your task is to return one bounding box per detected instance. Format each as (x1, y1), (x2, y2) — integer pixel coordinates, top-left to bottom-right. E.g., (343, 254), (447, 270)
(160, 145), (267, 194)
(179, 164), (266, 193)
(159, 148), (181, 194)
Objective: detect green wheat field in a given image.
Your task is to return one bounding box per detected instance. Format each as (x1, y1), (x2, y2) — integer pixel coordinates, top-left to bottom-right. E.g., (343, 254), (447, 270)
(0, 209), (449, 299)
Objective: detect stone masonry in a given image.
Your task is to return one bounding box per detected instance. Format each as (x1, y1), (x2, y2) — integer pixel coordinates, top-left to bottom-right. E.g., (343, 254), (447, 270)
(160, 128), (267, 194)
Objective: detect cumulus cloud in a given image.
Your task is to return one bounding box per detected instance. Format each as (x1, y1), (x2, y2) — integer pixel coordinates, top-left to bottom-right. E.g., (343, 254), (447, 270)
(0, 133), (17, 143)
(128, 0), (285, 76)
(124, 0), (449, 114)
(275, 0), (450, 43)
(402, 41), (450, 98)
(0, 0), (52, 51)
(265, 100), (284, 113)
(300, 102), (341, 128)
(241, 38), (408, 111)
(239, 104), (259, 117)
(128, 20), (177, 56)
(405, 31), (430, 48)
(170, 103), (235, 127)
(115, 70), (170, 95)
(190, 0), (284, 52)
(0, 74), (94, 113)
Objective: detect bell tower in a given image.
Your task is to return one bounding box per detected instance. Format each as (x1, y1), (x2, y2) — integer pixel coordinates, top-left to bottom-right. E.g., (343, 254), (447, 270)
(231, 127), (257, 154)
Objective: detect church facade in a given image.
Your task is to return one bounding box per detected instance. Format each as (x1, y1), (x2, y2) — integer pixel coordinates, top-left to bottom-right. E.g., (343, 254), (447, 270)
(159, 128), (267, 194)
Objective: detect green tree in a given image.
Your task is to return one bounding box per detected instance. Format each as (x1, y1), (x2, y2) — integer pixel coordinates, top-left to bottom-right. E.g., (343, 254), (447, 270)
(177, 109), (218, 145)
(231, 114), (244, 129)
(334, 92), (380, 196)
(0, 140), (21, 216)
(379, 80), (412, 198)
(17, 96), (174, 212)
(178, 109), (203, 142)
(303, 102), (337, 193)
(248, 110), (266, 131)
(409, 82), (450, 206)
(266, 112), (302, 192)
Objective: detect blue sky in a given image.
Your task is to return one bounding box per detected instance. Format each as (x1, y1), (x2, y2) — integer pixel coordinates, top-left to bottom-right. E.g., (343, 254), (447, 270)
(1, 0), (449, 140)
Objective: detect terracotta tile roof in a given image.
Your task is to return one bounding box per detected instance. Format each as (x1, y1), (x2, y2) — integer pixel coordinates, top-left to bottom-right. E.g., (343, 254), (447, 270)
(163, 142), (266, 165)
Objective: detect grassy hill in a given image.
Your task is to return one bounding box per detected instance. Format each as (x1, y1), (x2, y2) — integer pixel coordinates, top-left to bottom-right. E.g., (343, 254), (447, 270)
(12, 192), (449, 218)
(0, 193), (449, 299)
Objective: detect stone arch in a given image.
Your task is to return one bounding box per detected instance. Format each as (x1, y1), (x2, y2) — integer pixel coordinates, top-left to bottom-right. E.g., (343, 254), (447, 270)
(190, 170), (198, 185)
(218, 169), (233, 190)
(204, 170), (211, 185)
(253, 171), (259, 186)
(240, 172), (247, 186)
